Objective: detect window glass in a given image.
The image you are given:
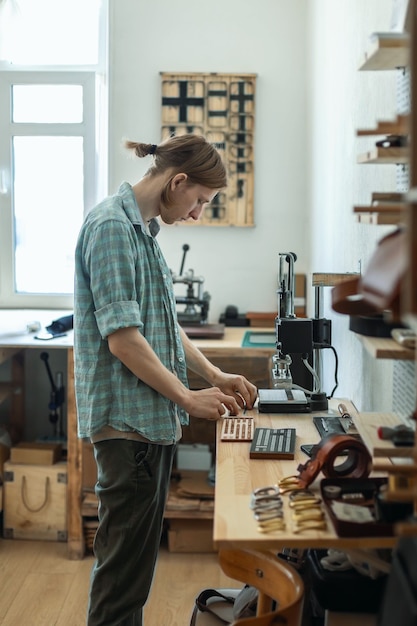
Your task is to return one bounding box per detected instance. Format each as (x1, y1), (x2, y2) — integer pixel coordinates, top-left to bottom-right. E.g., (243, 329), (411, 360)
(12, 85), (83, 123)
(0, 0), (101, 65)
(13, 136), (84, 294)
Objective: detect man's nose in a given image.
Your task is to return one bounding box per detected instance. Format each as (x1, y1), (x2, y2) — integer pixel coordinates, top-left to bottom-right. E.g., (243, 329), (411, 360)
(189, 206), (204, 220)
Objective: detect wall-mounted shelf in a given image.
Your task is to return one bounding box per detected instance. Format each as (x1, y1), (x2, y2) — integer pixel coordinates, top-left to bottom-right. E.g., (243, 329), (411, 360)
(359, 33), (409, 71)
(353, 203), (406, 225)
(357, 146), (409, 164)
(354, 411), (414, 458)
(354, 333), (415, 360)
(356, 115), (409, 137)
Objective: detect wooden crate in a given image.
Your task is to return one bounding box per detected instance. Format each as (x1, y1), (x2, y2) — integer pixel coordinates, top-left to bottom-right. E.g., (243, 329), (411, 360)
(3, 461), (67, 541)
(10, 442), (62, 465)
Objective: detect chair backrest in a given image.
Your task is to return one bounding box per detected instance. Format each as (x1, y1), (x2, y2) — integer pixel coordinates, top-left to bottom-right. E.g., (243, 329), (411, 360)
(218, 549), (304, 626)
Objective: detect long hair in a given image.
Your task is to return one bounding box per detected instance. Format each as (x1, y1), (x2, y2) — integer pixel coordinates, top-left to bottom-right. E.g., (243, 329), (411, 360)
(125, 134), (227, 207)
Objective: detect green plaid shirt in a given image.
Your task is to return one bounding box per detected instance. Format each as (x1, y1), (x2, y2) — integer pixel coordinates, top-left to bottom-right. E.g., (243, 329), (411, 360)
(74, 182), (189, 441)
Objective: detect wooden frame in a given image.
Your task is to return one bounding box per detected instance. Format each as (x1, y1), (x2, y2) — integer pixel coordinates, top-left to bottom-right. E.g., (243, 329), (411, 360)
(160, 71), (257, 227)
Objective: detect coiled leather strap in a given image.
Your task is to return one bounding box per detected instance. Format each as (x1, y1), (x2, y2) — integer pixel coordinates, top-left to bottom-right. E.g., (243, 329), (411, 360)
(295, 434), (372, 489)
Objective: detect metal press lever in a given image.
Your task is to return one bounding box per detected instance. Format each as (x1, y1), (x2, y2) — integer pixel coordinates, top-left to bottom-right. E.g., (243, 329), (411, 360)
(179, 243), (190, 276)
(278, 252), (297, 319)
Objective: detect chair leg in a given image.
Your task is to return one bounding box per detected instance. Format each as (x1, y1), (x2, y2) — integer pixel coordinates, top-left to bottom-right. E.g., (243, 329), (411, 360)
(256, 592), (273, 615)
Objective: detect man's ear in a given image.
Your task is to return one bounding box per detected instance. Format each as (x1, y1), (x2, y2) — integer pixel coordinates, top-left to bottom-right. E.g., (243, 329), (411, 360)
(171, 172), (188, 189)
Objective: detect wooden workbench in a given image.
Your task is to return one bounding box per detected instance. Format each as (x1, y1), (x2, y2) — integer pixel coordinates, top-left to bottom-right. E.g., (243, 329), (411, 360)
(0, 312), (276, 559)
(214, 399), (398, 551)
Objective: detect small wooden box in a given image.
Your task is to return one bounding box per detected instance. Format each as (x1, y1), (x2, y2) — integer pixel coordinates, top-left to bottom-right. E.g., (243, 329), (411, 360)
(10, 442), (62, 465)
(3, 461), (67, 541)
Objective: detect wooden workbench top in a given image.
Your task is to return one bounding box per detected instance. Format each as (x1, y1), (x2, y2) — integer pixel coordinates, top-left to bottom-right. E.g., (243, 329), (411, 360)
(191, 326), (276, 357)
(0, 311), (275, 355)
(214, 399), (397, 551)
(0, 309), (74, 349)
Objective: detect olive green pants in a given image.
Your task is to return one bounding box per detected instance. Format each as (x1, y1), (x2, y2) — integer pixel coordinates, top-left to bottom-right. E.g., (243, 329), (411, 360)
(87, 439), (176, 626)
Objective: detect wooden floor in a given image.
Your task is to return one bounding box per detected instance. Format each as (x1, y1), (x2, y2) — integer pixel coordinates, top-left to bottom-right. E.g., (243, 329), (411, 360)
(0, 538), (236, 625)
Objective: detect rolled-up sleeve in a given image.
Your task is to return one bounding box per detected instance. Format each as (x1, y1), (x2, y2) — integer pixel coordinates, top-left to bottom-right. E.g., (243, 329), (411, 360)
(95, 301), (143, 339)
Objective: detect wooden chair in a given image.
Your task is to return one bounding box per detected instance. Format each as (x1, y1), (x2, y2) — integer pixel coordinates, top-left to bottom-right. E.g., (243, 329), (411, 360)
(219, 549), (304, 625)
(191, 548), (304, 626)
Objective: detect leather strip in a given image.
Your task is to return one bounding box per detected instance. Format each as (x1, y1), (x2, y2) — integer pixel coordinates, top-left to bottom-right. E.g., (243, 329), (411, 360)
(295, 434), (372, 489)
(331, 228), (407, 319)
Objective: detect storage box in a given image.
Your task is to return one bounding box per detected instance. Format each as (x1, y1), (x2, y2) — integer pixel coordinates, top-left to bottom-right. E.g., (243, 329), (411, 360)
(167, 519), (215, 553)
(10, 442), (62, 465)
(3, 461), (67, 541)
(177, 444), (212, 471)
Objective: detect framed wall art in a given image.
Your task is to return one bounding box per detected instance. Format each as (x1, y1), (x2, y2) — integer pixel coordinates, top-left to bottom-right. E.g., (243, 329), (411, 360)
(160, 71), (257, 227)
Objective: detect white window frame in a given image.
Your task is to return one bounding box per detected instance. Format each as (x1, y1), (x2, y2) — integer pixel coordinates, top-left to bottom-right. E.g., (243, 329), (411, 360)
(0, 0), (108, 309)
(0, 70), (102, 309)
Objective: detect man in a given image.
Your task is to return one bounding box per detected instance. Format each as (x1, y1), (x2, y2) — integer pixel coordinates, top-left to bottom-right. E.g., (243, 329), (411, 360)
(74, 133), (257, 625)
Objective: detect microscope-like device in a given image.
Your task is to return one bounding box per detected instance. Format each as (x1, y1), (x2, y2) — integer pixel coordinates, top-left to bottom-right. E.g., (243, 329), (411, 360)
(171, 244), (211, 326)
(259, 252), (331, 413)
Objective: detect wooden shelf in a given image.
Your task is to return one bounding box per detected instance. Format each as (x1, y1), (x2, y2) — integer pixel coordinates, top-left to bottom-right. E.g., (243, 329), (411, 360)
(354, 411), (415, 459)
(359, 33), (409, 70)
(356, 115), (409, 136)
(354, 333), (415, 360)
(164, 508), (213, 520)
(353, 203), (406, 224)
(312, 272), (359, 287)
(357, 146), (409, 164)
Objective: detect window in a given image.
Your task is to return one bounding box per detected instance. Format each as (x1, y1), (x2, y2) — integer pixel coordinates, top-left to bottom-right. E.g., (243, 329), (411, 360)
(0, 0), (107, 308)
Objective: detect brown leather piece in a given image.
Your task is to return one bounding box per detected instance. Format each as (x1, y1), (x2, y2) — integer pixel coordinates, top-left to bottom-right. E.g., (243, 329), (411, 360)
(295, 434), (372, 489)
(331, 228), (407, 319)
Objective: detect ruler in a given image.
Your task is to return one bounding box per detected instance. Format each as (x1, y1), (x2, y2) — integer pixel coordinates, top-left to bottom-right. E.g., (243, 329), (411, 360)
(220, 417), (254, 441)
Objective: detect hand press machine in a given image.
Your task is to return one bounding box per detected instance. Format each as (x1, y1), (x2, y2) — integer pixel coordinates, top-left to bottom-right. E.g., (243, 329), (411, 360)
(258, 252), (333, 413)
(171, 244), (225, 338)
(171, 243), (211, 325)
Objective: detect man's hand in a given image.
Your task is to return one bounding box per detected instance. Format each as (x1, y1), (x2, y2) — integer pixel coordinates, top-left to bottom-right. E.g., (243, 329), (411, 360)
(183, 387), (241, 420)
(209, 372), (258, 412)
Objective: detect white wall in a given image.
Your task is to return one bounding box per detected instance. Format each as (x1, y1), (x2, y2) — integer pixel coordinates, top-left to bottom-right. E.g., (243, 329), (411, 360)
(108, 0), (309, 323)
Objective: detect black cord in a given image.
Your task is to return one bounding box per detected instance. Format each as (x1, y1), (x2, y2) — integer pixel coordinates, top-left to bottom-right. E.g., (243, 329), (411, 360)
(328, 345), (339, 398)
(319, 345), (339, 398)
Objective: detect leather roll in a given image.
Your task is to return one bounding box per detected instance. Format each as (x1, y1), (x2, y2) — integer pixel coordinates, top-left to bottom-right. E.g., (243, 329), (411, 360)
(296, 434), (372, 489)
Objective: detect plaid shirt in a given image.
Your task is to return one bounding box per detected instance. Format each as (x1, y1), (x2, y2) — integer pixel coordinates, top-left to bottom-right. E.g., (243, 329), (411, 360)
(74, 182), (189, 441)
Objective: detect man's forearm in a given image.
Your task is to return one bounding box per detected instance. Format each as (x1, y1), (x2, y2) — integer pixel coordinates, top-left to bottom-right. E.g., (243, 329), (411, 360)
(108, 326), (191, 407)
(178, 325), (221, 385)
